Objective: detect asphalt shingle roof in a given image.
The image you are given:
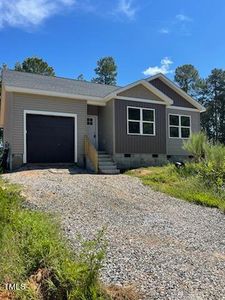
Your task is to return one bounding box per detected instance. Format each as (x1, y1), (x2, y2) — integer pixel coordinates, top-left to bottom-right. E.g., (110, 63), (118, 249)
(2, 70), (121, 98)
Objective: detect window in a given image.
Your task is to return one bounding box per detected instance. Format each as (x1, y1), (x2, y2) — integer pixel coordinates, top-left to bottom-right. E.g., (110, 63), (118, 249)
(169, 114), (191, 138)
(87, 118), (93, 125)
(127, 107), (155, 135)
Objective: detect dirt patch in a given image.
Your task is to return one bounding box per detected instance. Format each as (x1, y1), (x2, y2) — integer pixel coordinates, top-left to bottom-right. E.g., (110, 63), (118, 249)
(0, 291), (13, 300)
(129, 168), (153, 177)
(104, 285), (141, 300)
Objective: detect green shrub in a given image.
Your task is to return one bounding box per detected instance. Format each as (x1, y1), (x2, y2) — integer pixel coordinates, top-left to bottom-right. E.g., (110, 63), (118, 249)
(183, 132), (208, 162)
(198, 144), (225, 190)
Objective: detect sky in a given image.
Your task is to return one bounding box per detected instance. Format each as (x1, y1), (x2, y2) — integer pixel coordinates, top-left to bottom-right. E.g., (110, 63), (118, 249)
(0, 0), (225, 86)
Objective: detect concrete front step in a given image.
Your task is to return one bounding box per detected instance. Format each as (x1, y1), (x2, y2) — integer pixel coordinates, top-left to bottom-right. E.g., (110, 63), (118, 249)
(99, 161), (117, 166)
(98, 151), (120, 174)
(99, 168), (120, 174)
(98, 157), (112, 162)
(98, 154), (111, 159)
(99, 164), (118, 170)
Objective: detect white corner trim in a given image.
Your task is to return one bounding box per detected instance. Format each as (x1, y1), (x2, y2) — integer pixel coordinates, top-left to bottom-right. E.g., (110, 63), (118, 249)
(167, 106), (200, 112)
(23, 110), (78, 164)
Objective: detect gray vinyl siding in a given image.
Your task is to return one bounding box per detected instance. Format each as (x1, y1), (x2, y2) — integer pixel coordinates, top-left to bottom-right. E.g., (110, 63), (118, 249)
(7, 92), (87, 166)
(166, 108), (201, 155)
(118, 84), (162, 101)
(150, 78), (196, 109)
(98, 100), (114, 154)
(115, 99), (166, 154)
(3, 91), (14, 147)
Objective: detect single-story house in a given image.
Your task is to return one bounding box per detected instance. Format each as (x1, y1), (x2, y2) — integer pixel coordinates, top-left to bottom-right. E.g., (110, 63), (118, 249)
(0, 70), (205, 173)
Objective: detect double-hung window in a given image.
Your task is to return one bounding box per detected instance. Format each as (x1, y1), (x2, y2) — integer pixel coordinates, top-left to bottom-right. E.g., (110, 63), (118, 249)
(127, 106), (155, 135)
(169, 114), (191, 138)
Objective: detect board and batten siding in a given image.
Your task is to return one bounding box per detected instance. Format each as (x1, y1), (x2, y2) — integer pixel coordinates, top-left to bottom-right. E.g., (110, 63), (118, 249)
(98, 100), (114, 154)
(114, 99), (166, 154)
(166, 108), (201, 155)
(150, 78), (196, 109)
(7, 92), (87, 166)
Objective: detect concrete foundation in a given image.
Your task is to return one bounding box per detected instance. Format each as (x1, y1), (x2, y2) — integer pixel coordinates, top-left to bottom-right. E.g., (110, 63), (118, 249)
(113, 153), (192, 170)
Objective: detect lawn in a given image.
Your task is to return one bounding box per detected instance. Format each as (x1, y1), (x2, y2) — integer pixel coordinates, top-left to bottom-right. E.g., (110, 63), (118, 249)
(0, 180), (139, 300)
(127, 164), (225, 212)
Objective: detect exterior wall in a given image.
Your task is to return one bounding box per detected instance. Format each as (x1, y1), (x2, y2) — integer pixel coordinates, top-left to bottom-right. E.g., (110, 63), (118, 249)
(4, 92), (87, 169)
(166, 108), (201, 156)
(150, 78), (196, 109)
(114, 99), (166, 154)
(87, 105), (99, 116)
(118, 84), (162, 101)
(98, 100), (114, 154)
(3, 92), (14, 147)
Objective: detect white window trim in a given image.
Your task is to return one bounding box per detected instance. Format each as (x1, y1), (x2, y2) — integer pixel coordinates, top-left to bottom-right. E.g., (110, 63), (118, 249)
(23, 110), (78, 164)
(168, 113), (191, 139)
(127, 106), (156, 136)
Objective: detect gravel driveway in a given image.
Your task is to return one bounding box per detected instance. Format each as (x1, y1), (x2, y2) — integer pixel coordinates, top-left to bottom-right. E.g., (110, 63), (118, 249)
(3, 167), (225, 300)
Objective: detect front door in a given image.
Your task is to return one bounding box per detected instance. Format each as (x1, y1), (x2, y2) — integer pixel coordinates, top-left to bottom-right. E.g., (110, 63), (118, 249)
(87, 115), (98, 149)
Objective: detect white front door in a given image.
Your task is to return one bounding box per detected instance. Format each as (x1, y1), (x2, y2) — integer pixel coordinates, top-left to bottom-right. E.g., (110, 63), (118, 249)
(87, 115), (98, 149)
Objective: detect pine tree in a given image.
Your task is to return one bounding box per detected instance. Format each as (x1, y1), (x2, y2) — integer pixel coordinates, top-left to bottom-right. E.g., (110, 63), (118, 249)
(15, 57), (55, 76)
(92, 57), (117, 85)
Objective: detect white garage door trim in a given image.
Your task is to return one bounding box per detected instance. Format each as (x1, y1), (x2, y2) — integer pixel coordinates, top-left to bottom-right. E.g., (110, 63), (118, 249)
(23, 110), (78, 164)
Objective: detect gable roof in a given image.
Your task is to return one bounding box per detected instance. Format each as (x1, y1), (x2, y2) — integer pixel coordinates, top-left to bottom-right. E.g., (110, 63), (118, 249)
(2, 70), (206, 112)
(147, 73), (206, 112)
(2, 69), (120, 99)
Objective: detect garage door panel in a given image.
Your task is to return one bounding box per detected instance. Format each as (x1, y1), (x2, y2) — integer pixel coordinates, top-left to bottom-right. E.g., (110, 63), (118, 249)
(26, 114), (75, 163)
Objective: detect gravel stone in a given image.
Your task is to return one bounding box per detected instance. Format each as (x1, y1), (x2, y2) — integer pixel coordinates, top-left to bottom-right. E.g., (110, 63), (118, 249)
(3, 167), (225, 299)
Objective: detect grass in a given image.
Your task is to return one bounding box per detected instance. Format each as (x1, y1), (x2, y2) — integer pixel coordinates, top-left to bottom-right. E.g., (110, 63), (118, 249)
(127, 164), (225, 212)
(0, 180), (111, 300)
(0, 180), (140, 300)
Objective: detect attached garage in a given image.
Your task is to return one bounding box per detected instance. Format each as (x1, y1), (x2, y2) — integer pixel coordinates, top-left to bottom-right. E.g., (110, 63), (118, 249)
(24, 111), (77, 164)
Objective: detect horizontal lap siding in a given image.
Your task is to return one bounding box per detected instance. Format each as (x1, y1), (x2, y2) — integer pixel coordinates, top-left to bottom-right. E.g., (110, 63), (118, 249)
(115, 99), (166, 154)
(11, 93), (87, 164)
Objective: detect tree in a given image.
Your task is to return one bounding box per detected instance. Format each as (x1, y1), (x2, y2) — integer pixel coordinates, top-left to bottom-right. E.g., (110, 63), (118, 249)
(202, 69), (225, 144)
(76, 74), (85, 81)
(92, 56), (117, 85)
(15, 57), (55, 76)
(174, 64), (200, 96)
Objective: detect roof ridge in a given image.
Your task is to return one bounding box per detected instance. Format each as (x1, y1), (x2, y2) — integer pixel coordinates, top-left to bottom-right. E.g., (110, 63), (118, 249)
(5, 69), (122, 89)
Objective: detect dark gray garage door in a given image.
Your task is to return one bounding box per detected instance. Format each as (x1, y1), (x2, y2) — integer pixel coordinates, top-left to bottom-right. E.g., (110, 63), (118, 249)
(26, 114), (75, 163)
